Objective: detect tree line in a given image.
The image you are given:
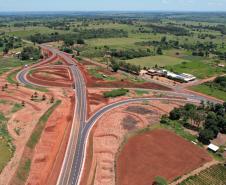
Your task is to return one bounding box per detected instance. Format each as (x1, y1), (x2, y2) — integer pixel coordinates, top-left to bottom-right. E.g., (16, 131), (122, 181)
(109, 48), (154, 60)
(29, 28), (128, 44)
(19, 46), (41, 60)
(146, 24), (190, 36)
(110, 59), (141, 74)
(162, 102), (226, 145)
(136, 36), (226, 59)
(0, 36), (22, 54)
(205, 76), (226, 92)
(183, 23), (226, 35)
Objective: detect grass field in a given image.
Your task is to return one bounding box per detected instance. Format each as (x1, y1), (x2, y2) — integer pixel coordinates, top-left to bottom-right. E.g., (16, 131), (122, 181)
(190, 84), (226, 101)
(179, 164), (226, 185)
(7, 26), (66, 38)
(88, 67), (116, 81)
(87, 37), (143, 48)
(16, 158), (31, 182)
(126, 55), (188, 68)
(161, 120), (198, 143)
(7, 69), (20, 84)
(0, 57), (33, 75)
(167, 59), (226, 79)
(0, 110), (14, 173)
(135, 89), (149, 96)
(103, 88), (129, 98)
(0, 139), (13, 173)
(11, 103), (24, 113)
(82, 22), (135, 32)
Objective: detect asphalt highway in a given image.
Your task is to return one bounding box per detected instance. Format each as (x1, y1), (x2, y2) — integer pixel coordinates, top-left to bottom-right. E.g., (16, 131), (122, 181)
(16, 45), (221, 185)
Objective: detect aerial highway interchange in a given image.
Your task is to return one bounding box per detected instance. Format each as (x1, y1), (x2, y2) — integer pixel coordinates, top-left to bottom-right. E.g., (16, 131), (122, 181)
(16, 45), (222, 185)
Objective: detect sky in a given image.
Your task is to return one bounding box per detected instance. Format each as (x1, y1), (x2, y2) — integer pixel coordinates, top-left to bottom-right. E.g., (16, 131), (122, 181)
(0, 0), (226, 12)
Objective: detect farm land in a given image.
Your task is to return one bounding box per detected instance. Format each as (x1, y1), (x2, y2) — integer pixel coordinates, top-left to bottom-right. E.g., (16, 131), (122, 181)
(179, 164), (226, 185)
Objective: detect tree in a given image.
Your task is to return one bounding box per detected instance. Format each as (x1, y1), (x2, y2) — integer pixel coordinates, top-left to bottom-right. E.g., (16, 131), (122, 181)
(156, 47), (163, 55)
(16, 82), (19, 89)
(3, 46), (9, 54)
(77, 39), (85, 45)
(193, 110), (206, 128)
(214, 103), (225, 116)
(153, 176), (168, 185)
(50, 96), (54, 103)
(21, 101), (25, 107)
(217, 116), (226, 134)
(21, 46), (41, 60)
(160, 115), (169, 124)
(64, 38), (74, 47)
(61, 47), (73, 54)
(184, 103), (196, 111)
(111, 61), (120, 72)
(161, 36), (167, 43)
(34, 92), (38, 98)
(223, 102), (226, 110)
(31, 95), (34, 101)
(42, 94), (46, 101)
(198, 129), (214, 144)
(169, 108), (181, 120)
(199, 100), (205, 109)
(182, 103), (197, 124)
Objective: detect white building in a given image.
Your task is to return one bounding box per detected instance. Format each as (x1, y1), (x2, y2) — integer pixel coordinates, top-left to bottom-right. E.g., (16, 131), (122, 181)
(179, 73), (196, 82)
(208, 144), (219, 152)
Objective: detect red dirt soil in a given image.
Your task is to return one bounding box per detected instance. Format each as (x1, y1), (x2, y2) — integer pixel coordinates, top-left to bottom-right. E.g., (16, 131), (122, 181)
(26, 93), (74, 185)
(0, 70), (53, 184)
(116, 129), (212, 185)
(80, 101), (186, 185)
(27, 66), (73, 87)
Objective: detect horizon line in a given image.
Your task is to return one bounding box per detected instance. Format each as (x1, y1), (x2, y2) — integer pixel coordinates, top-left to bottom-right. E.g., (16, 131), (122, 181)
(0, 10), (226, 13)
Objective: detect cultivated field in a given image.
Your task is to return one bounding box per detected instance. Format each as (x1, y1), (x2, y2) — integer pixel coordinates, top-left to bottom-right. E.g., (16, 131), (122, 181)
(180, 164), (226, 185)
(116, 129), (212, 185)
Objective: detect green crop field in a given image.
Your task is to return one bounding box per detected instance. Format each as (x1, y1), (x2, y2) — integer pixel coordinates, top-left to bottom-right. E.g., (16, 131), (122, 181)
(179, 164), (226, 185)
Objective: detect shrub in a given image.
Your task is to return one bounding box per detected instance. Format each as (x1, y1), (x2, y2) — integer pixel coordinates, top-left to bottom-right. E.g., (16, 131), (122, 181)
(61, 47), (73, 54)
(169, 108), (181, 120)
(103, 88), (129, 98)
(153, 176), (168, 185)
(77, 39), (85, 44)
